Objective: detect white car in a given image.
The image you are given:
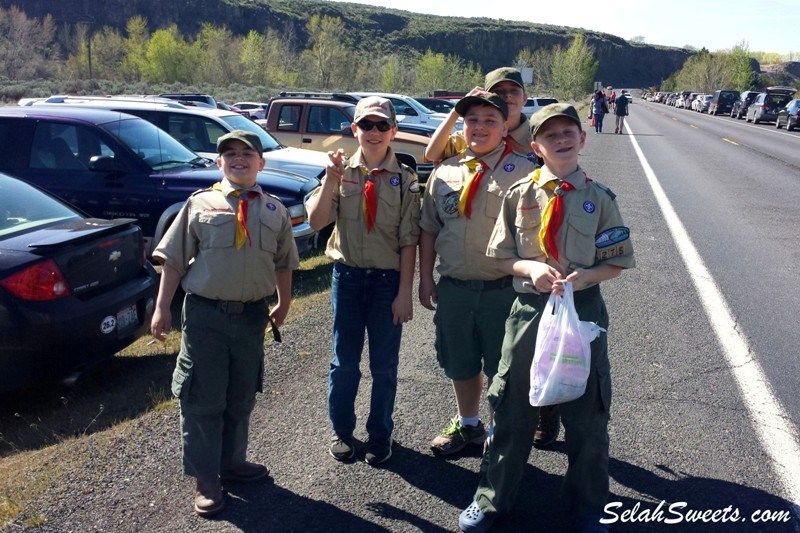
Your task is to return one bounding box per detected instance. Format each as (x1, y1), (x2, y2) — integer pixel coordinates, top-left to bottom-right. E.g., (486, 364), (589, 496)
(234, 101), (269, 120)
(521, 97), (559, 118)
(347, 92), (462, 130)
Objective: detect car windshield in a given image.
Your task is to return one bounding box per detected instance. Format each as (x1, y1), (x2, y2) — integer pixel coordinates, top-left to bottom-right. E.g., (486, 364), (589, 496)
(407, 97), (436, 115)
(219, 115), (282, 151)
(0, 174), (81, 238)
(101, 116), (201, 170)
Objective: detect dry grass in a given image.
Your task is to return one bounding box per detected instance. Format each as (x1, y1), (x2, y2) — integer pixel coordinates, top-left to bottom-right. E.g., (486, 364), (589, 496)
(0, 251), (333, 527)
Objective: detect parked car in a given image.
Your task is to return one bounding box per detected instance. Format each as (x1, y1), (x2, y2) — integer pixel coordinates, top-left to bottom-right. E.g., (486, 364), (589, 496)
(414, 97), (455, 114)
(158, 93), (217, 108)
(731, 91), (760, 119)
(521, 97), (559, 117)
(746, 87), (797, 124)
(216, 101), (248, 117)
(708, 90), (738, 115)
(693, 94), (712, 112)
(0, 172), (156, 392)
(234, 102), (269, 120)
(0, 106), (320, 255)
(346, 92), (460, 130)
(263, 94), (434, 181)
(25, 95), (329, 185)
(776, 99), (800, 131)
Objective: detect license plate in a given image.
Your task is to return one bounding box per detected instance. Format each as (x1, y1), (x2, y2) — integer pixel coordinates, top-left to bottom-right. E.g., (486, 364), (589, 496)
(116, 304), (139, 332)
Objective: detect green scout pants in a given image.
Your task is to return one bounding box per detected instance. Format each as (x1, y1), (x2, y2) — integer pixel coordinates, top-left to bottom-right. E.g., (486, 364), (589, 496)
(433, 276), (516, 381)
(475, 284), (612, 518)
(171, 293), (268, 478)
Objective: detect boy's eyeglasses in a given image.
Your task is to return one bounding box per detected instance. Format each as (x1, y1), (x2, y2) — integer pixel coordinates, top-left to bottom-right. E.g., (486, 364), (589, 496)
(356, 120), (392, 132)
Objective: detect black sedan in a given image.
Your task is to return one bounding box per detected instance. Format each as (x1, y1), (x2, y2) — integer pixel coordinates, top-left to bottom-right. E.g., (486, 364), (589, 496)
(0, 173), (156, 393)
(776, 99), (800, 131)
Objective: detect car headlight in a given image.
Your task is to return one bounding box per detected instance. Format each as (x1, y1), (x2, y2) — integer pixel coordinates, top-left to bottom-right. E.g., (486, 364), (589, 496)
(288, 203), (306, 226)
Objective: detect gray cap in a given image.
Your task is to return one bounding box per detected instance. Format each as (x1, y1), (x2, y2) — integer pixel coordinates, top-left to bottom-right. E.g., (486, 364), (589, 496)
(455, 93), (509, 120)
(216, 130), (263, 154)
(530, 103), (582, 138)
(353, 96), (397, 124)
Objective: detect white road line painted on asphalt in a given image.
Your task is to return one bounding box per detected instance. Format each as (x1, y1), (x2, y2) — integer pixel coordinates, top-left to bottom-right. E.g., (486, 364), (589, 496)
(722, 138), (739, 145)
(624, 120), (800, 521)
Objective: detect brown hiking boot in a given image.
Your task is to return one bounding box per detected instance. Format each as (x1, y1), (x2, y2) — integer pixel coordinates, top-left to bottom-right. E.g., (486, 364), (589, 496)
(194, 476), (225, 517)
(220, 461), (270, 483)
(431, 417), (486, 456)
(533, 405), (561, 449)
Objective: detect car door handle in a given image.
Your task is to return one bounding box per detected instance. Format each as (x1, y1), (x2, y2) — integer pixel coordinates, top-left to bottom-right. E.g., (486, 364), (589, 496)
(302, 138), (312, 143)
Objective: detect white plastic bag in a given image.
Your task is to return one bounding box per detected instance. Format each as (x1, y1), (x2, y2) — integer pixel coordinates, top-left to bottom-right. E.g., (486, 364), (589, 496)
(529, 282), (605, 406)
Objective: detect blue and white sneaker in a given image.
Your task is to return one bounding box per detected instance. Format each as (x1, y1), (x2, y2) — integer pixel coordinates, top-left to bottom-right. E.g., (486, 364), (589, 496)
(458, 501), (497, 532)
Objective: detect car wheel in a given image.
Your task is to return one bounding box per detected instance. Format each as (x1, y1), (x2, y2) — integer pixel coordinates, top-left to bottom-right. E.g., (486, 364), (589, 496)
(753, 113), (759, 124)
(776, 119), (782, 129)
(788, 119), (796, 132)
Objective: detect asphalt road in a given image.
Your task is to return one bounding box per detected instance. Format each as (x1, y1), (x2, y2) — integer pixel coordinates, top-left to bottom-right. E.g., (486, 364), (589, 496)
(12, 100), (800, 532)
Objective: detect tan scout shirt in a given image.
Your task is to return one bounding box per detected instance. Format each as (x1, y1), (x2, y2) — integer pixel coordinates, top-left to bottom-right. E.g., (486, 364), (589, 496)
(306, 147), (420, 270)
(439, 114), (535, 162)
(487, 165), (635, 291)
(153, 179), (300, 302)
(420, 142), (537, 280)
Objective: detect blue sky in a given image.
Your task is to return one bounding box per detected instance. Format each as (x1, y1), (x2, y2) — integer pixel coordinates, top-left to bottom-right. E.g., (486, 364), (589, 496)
(327, 0), (799, 56)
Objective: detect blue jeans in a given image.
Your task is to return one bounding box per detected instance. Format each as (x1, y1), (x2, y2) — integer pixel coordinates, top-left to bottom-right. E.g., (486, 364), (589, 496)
(593, 112), (605, 132)
(329, 262), (402, 444)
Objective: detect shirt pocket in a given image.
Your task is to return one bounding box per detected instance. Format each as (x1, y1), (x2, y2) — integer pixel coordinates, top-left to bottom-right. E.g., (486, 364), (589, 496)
(563, 213), (597, 268)
(339, 181), (362, 221)
(259, 209), (283, 253)
(435, 181), (462, 220)
(376, 182), (401, 228)
(484, 180), (505, 220)
(196, 212), (235, 249)
(514, 203), (541, 257)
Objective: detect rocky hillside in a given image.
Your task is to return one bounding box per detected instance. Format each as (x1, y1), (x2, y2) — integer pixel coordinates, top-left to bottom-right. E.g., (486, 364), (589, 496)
(3, 0), (692, 87)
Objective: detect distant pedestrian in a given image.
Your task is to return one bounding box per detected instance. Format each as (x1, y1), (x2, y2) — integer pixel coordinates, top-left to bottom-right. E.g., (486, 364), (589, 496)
(614, 91), (629, 134)
(591, 90), (609, 133)
(305, 96), (421, 466)
(150, 130), (298, 517)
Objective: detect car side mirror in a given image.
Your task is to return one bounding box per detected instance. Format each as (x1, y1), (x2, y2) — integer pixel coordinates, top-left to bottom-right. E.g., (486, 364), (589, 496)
(89, 155), (121, 173)
(339, 122), (350, 132)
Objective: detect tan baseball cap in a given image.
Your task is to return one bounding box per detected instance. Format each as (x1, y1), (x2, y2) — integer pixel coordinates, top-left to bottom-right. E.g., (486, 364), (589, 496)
(353, 96), (397, 124)
(216, 130), (263, 154)
(530, 103), (582, 138)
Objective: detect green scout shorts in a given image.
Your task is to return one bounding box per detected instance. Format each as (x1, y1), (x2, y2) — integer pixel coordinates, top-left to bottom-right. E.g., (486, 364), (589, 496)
(433, 276), (515, 381)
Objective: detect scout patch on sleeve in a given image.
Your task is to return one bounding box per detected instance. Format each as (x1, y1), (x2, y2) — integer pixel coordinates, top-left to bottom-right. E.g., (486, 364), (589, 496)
(595, 226), (629, 248)
(597, 245), (625, 260)
(408, 182), (421, 194)
(442, 191), (460, 215)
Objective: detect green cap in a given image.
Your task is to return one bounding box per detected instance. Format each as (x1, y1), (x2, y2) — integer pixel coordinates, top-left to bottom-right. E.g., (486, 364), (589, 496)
(484, 67), (524, 91)
(530, 103), (582, 138)
(455, 92), (509, 120)
(216, 130), (263, 154)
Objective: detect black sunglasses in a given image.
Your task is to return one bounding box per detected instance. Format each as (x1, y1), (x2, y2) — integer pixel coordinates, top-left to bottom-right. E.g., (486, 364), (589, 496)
(356, 119), (393, 132)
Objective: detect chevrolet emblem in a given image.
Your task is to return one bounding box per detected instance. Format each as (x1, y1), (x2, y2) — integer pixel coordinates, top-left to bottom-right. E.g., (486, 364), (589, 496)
(109, 250), (122, 262)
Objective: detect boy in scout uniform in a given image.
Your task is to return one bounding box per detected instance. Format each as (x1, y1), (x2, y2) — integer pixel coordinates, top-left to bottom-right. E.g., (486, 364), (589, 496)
(457, 104), (635, 532)
(425, 67), (536, 165)
(305, 96), (420, 466)
(150, 130), (299, 517)
(419, 93), (537, 456)
(425, 68), (560, 446)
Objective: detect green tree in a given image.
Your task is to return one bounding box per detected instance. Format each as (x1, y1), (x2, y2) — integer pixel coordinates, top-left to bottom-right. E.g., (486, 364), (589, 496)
(194, 23), (239, 85)
(413, 49), (482, 94)
(263, 26), (300, 87)
(0, 6), (56, 79)
(302, 15), (349, 89)
(516, 47), (555, 93)
(240, 30), (268, 85)
(122, 16), (149, 81)
(551, 33), (598, 100)
(727, 41), (755, 91)
(140, 26), (197, 83)
(380, 54), (403, 93)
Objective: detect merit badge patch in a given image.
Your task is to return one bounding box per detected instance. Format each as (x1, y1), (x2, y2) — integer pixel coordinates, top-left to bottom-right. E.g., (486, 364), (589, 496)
(442, 192), (460, 215)
(266, 202), (277, 211)
(503, 163), (516, 172)
(389, 176), (401, 186)
(595, 226), (629, 248)
(583, 201), (596, 213)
